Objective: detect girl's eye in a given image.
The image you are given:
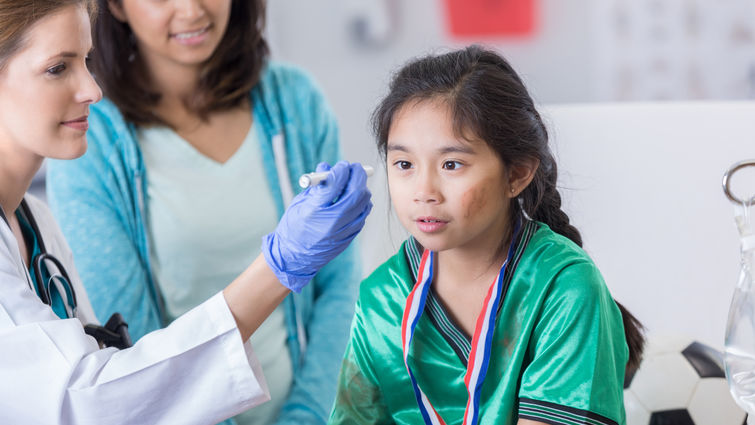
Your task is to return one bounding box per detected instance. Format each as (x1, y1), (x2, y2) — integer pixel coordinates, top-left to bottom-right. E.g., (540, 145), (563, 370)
(442, 160), (463, 170)
(393, 160), (412, 170)
(46, 63), (66, 76)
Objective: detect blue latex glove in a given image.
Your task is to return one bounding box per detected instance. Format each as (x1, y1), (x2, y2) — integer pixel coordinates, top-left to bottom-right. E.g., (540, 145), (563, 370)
(262, 161), (372, 292)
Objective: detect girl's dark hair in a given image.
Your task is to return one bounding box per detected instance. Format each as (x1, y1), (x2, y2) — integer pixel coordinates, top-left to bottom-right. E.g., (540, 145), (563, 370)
(373, 45), (644, 375)
(91, 0), (269, 126)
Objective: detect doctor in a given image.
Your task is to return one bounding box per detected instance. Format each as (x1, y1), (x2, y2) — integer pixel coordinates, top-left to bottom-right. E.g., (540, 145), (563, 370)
(0, 0), (372, 424)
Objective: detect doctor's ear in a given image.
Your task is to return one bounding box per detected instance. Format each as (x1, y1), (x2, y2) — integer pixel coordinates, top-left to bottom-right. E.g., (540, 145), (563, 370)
(107, 0), (128, 22)
(507, 158), (539, 198)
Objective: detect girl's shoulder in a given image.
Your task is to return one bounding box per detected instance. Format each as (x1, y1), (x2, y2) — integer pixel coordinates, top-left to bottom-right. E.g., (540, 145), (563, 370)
(522, 222), (610, 299)
(526, 222), (593, 264)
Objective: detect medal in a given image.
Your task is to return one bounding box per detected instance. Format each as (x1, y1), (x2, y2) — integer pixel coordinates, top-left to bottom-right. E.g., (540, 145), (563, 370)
(401, 231), (519, 425)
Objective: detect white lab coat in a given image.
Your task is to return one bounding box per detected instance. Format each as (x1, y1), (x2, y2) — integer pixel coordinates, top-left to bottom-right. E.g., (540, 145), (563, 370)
(0, 196), (270, 424)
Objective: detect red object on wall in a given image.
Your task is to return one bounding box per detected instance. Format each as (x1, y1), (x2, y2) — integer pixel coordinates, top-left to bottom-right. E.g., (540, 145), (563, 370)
(444, 0), (537, 37)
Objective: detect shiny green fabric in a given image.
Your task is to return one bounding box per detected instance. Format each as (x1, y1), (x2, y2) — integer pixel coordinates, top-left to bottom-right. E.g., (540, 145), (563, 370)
(329, 223), (628, 425)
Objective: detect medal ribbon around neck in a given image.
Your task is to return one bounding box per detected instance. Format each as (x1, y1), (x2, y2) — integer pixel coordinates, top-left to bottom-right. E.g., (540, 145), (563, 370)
(401, 227), (520, 425)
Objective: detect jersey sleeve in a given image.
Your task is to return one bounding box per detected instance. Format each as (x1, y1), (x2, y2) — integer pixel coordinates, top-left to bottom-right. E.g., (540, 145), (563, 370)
(328, 340), (393, 425)
(327, 288), (394, 425)
(517, 261), (628, 425)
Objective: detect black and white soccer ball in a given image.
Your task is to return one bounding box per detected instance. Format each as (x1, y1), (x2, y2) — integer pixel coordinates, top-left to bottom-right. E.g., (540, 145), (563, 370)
(623, 334), (747, 425)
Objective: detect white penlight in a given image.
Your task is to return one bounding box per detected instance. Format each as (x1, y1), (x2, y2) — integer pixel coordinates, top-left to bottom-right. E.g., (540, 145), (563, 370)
(299, 165), (374, 189)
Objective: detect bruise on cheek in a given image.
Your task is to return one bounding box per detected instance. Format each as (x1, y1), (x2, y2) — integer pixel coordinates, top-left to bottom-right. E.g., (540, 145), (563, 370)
(462, 185), (488, 219)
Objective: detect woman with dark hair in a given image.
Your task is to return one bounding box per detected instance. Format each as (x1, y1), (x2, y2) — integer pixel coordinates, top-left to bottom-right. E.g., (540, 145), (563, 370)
(0, 0), (371, 423)
(46, 1), (361, 424)
(328, 45), (644, 425)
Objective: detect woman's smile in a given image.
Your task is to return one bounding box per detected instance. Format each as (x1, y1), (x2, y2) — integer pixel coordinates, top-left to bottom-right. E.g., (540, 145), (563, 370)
(171, 25), (211, 45)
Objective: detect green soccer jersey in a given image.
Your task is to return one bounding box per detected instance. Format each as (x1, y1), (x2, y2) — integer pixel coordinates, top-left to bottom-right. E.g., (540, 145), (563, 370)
(329, 220), (628, 425)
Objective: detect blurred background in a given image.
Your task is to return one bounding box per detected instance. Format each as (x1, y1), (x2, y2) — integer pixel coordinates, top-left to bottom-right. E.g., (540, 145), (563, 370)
(265, 0), (755, 165)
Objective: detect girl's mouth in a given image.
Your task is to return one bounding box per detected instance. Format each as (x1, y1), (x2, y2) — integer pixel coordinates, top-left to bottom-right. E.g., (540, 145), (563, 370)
(416, 217), (448, 233)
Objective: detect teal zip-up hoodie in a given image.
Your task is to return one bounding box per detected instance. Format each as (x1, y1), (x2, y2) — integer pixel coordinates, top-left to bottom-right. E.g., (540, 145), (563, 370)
(47, 63), (361, 425)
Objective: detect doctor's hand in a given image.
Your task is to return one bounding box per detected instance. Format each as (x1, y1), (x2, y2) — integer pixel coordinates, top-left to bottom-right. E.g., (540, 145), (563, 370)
(262, 161), (372, 292)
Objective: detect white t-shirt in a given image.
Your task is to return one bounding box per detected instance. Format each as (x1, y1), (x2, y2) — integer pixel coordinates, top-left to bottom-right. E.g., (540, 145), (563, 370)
(138, 123), (292, 424)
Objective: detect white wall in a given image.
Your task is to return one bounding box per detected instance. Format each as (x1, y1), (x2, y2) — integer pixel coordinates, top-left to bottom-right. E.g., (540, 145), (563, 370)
(543, 102), (755, 349)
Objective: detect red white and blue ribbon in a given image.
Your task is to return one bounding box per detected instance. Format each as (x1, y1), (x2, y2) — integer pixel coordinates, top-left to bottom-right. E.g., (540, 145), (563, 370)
(401, 234), (518, 425)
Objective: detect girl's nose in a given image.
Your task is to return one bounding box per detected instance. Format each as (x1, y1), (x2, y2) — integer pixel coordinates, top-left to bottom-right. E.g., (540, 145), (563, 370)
(413, 170), (442, 204)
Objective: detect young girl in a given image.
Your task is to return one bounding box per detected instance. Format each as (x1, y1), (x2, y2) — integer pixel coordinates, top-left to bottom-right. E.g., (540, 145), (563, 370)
(329, 46), (643, 425)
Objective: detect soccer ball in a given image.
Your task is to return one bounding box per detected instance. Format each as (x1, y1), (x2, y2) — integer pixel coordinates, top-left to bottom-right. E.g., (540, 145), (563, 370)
(623, 334), (747, 425)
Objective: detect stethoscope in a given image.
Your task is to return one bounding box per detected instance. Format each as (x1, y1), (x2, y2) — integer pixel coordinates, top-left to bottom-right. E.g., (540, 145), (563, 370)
(1, 199), (78, 318)
(24, 199), (79, 316)
(0, 200), (132, 348)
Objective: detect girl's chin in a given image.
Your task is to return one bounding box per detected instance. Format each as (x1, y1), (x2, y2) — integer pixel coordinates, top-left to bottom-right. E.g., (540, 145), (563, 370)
(409, 234), (451, 253)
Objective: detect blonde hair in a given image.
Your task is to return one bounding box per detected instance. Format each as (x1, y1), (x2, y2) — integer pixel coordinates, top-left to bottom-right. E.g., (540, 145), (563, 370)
(0, 0), (96, 70)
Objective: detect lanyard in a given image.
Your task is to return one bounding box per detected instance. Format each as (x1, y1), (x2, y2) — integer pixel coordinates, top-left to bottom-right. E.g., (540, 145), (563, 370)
(401, 232), (519, 425)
